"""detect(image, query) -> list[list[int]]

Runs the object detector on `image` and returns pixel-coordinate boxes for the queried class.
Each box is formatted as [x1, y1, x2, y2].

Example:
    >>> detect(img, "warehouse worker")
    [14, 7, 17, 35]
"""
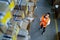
[39, 13, 50, 35]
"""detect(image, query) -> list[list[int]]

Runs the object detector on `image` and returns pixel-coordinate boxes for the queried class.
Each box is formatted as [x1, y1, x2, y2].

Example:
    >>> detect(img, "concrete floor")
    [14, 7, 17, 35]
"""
[29, 0, 57, 40]
[57, 19, 60, 32]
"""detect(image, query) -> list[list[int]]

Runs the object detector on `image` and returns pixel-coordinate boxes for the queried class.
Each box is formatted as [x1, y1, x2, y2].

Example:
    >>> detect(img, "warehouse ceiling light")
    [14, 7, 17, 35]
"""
[55, 5, 59, 8]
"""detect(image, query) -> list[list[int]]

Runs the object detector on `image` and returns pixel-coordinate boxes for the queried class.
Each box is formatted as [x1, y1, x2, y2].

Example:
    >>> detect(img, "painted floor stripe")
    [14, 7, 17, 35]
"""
[55, 19, 59, 40]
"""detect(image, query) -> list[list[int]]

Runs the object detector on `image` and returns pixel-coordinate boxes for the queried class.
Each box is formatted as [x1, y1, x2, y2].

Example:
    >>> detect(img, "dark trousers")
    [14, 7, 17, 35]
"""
[40, 24, 46, 34]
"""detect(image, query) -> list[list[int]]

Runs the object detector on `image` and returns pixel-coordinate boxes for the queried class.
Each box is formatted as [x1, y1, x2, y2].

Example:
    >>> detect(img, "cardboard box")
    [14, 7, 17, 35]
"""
[0, 29, 3, 34]
[12, 10, 23, 16]
[27, 22, 30, 31]
[12, 10, 17, 15]
[5, 25, 19, 35]
[12, 10, 25, 20]
[20, 0, 28, 11]
[21, 6, 26, 11]
[28, 12, 34, 17]
[28, 6, 34, 15]
[9, 18, 16, 26]
[14, 5, 26, 11]
[31, 0, 37, 3]
[5, 24, 14, 35]
[14, 26, 20, 35]
[20, 20, 29, 30]
[0, 25, 7, 33]
[28, 2, 34, 12]
[18, 29, 28, 37]
[5, 29, 13, 35]
[5, 20, 19, 35]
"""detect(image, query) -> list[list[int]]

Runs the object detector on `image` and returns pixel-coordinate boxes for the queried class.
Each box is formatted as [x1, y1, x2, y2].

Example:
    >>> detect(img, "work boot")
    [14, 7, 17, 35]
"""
[41, 32, 44, 35]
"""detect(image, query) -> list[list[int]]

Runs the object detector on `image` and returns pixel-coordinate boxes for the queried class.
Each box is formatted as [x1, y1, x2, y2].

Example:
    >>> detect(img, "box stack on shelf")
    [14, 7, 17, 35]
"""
[0, 0, 37, 40]
[0, 0, 17, 26]
[31, 0, 37, 6]
[12, 0, 37, 36]
[20, 20, 29, 30]
[12, 10, 25, 21]
[0, 0, 14, 35]
[0, 25, 7, 34]
[0, 0, 19, 40]
[18, 1, 37, 40]
[3, 18, 20, 40]
[28, 2, 34, 16]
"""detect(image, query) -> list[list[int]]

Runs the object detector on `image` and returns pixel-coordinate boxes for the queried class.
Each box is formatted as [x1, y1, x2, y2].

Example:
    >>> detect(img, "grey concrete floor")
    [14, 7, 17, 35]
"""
[57, 19, 60, 32]
[29, 0, 57, 40]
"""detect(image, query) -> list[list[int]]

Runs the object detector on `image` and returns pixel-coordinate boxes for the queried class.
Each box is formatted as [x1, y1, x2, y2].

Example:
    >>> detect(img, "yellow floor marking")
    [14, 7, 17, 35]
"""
[55, 19, 59, 40]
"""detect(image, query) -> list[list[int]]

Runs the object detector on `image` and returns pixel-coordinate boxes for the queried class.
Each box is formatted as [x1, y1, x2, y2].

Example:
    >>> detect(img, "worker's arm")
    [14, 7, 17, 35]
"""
[47, 19, 51, 25]
[40, 16, 44, 21]
[40, 17, 42, 21]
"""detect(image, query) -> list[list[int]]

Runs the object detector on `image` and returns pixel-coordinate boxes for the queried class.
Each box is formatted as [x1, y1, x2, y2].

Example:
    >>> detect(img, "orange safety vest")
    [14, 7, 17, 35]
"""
[40, 15, 49, 27]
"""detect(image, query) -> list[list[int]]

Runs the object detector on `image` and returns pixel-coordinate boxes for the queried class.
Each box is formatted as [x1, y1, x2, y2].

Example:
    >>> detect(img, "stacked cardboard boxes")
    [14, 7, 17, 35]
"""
[0, 25, 7, 34]
[5, 18, 16, 35]
[5, 18, 20, 36]
[28, 0, 37, 6]
[20, 19, 29, 30]
[31, 0, 37, 3]
[12, 10, 25, 20]
[28, 2, 34, 14]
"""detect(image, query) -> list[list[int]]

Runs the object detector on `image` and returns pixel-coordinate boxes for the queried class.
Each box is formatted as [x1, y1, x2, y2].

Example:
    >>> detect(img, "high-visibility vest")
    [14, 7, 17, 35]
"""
[40, 15, 50, 27]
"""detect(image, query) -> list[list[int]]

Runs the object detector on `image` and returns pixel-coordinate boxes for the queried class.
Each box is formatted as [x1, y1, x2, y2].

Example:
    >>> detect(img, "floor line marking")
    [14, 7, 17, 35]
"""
[55, 19, 59, 40]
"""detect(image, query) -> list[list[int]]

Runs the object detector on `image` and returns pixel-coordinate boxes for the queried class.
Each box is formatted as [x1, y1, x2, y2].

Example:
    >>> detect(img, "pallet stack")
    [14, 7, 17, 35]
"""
[12, 0, 38, 32]
[0, 0, 38, 40]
